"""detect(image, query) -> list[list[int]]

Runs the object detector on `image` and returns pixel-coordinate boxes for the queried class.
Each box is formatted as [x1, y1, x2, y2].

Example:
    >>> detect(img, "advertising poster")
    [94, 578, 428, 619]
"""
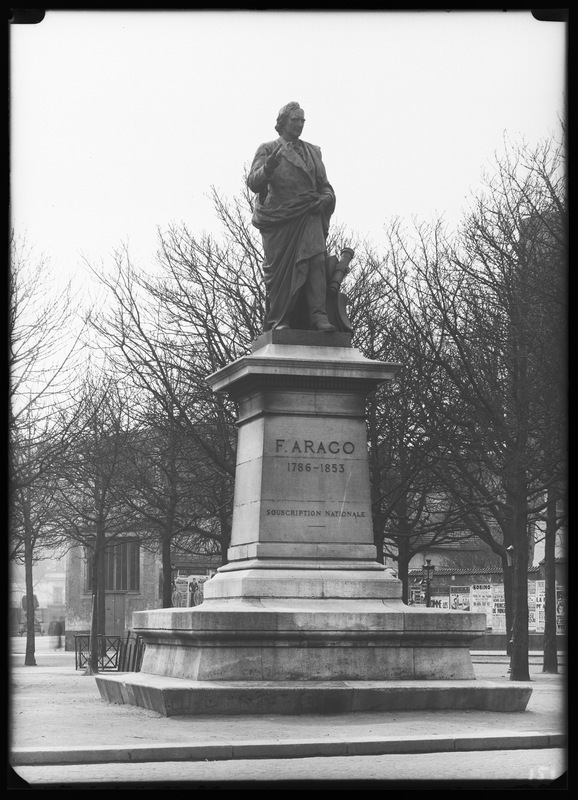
[449, 586, 471, 611]
[535, 580, 545, 633]
[430, 595, 450, 609]
[471, 583, 492, 627]
[171, 576, 190, 608]
[409, 584, 423, 605]
[556, 586, 566, 635]
[490, 583, 506, 631]
[528, 580, 537, 631]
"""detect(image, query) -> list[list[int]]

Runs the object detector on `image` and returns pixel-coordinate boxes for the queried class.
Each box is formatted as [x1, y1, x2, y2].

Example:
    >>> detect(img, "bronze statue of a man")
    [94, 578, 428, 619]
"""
[248, 102, 336, 332]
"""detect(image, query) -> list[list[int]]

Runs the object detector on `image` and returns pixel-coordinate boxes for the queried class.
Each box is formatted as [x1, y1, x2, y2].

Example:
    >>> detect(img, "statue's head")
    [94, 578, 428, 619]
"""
[275, 102, 303, 135]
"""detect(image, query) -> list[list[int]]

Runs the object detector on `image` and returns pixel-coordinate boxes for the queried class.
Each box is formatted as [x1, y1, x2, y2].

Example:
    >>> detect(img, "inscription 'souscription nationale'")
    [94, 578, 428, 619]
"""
[275, 439, 356, 455]
[266, 509, 366, 518]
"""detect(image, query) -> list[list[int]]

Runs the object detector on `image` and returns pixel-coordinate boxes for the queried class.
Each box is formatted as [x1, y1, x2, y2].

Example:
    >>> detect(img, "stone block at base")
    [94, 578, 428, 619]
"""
[95, 673, 532, 717]
[130, 598, 488, 682]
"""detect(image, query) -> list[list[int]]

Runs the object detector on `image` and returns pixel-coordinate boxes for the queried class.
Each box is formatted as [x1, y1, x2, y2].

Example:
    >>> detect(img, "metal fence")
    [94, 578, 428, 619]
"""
[118, 631, 145, 672]
[74, 632, 145, 672]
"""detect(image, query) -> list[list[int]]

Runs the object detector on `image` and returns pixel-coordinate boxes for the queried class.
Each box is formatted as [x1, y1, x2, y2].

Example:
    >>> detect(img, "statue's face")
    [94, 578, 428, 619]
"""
[282, 108, 305, 141]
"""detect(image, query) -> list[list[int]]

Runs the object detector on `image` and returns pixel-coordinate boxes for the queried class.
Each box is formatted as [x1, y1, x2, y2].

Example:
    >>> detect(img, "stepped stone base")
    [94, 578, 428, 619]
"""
[94, 589, 532, 716]
[95, 673, 533, 716]
[96, 336, 532, 717]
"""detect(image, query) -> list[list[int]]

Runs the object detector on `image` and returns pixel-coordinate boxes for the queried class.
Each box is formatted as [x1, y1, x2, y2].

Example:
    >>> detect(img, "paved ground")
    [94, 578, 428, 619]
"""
[8, 643, 567, 788]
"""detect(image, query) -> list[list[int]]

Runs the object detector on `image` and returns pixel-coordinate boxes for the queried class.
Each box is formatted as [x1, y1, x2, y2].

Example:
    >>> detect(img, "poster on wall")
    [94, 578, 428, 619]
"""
[535, 580, 545, 633]
[490, 583, 506, 631]
[556, 586, 566, 634]
[528, 580, 537, 631]
[409, 583, 423, 605]
[449, 587, 471, 612]
[171, 576, 190, 608]
[470, 583, 492, 628]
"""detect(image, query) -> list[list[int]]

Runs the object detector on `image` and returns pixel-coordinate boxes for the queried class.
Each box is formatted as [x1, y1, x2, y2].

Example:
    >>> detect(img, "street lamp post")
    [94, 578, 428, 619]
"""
[422, 558, 435, 608]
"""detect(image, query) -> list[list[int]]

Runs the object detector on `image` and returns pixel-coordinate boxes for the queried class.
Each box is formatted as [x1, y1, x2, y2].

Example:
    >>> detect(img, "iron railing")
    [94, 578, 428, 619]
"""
[74, 632, 145, 672]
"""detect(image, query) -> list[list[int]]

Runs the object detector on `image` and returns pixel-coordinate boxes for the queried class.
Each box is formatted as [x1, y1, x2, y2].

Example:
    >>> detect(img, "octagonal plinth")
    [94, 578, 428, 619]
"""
[129, 596, 486, 682]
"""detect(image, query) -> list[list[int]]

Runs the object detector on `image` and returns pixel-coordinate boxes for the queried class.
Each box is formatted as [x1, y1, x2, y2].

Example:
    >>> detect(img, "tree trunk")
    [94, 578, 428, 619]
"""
[219, 529, 229, 566]
[367, 407, 385, 568]
[373, 527, 385, 566]
[394, 492, 412, 604]
[397, 536, 411, 605]
[542, 490, 558, 673]
[96, 545, 107, 668]
[23, 522, 37, 667]
[97, 547, 106, 636]
[501, 549, 514, 658]
[509, 477, 531, 681]
[162, 533, 173, 608]
[86, 549, 99, 674]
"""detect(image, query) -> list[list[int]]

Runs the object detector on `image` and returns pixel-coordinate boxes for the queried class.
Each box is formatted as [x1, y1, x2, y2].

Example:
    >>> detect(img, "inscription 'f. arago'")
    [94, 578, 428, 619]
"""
[275, 439, 355, 455]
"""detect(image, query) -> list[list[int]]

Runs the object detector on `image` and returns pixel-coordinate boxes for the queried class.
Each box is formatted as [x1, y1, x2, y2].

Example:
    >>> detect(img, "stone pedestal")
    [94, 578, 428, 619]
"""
[96, 332, 531, 714]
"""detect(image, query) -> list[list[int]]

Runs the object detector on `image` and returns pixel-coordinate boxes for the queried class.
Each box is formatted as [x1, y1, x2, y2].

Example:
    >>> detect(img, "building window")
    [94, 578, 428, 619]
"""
[84, 540, 140, 592]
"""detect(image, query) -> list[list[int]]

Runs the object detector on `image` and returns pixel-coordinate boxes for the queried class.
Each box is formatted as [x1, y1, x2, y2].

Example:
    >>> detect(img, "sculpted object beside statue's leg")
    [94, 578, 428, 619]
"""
[305, 253, 335, 332]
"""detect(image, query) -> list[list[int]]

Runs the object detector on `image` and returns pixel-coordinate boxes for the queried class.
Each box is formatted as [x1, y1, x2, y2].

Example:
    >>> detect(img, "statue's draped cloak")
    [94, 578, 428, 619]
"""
[248, 137, 335, 329]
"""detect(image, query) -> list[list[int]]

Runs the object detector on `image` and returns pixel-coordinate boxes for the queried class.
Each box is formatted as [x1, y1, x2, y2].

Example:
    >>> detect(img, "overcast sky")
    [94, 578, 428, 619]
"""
[10, 9, 566, 291]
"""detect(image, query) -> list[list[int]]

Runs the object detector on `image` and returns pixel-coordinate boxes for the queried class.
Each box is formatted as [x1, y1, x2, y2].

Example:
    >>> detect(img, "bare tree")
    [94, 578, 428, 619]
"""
[119, 396, 228, 607]
[53, 370, 139, 673]
[344, 240, 483, 600]
[10, 415, 68, 663]
[9, 234, 84, 665]
[85, 188, 273, 569]
[87, 246, 237, 568]
[373, 135, 566, 680]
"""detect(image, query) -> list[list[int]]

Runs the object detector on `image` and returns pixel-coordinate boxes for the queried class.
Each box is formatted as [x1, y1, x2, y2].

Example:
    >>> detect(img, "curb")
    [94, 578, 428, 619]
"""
[11, 732, 566, 767]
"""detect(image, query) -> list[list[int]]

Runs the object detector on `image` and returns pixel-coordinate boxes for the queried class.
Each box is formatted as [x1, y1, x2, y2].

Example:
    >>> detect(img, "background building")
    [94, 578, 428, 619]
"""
[64, 539, 162, 649]
[10, 551, 66, 637]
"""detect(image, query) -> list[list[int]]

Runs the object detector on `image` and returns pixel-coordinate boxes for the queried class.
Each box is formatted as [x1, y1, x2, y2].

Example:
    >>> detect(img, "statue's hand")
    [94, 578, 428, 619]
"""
[264, 144, 283, 174]
[310, 194, 332, 214]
